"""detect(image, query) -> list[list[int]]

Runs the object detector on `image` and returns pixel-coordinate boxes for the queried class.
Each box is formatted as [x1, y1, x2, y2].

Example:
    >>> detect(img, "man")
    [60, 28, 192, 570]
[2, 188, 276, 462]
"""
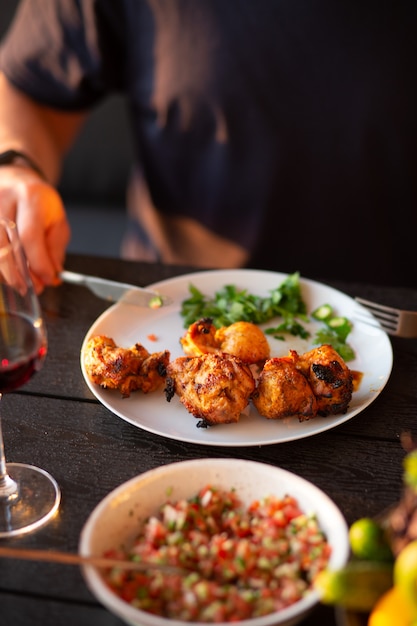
[1, 0, 417, 292]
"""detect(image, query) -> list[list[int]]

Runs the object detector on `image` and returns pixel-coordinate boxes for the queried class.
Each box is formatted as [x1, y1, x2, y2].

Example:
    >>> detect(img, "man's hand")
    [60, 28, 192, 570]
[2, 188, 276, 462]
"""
[0, 166, 71, 292]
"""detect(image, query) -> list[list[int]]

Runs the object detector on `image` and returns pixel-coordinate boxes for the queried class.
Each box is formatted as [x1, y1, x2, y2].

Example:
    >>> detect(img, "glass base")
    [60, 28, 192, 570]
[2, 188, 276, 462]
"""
[0, 462, 61, 538]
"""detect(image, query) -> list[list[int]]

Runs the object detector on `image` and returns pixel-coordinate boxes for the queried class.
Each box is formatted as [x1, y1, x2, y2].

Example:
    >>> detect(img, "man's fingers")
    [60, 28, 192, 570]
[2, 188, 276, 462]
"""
[46, 217, 71, 274]
[0, 170, 70, 292]
[15, 179, 70, 287]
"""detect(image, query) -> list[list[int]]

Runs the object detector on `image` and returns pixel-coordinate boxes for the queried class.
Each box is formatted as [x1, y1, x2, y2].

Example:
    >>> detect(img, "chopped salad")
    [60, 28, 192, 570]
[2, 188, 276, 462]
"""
[103, 485, 331, 622]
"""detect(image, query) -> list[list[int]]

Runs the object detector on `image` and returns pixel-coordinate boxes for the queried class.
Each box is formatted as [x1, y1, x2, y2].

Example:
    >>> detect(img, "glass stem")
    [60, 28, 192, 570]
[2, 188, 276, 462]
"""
[0, 393, 19, 500]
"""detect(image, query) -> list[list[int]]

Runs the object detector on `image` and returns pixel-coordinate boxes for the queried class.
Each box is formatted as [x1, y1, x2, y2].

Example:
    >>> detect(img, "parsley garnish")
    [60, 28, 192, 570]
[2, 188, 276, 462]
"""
[311, 305, 355, 361]
[180, 272, 355, 360]
[181, 272, 308, 329]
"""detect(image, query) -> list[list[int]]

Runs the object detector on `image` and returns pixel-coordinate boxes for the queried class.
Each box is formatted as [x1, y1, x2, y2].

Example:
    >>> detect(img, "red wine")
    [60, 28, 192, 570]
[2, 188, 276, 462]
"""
[0, 312, 47, 393]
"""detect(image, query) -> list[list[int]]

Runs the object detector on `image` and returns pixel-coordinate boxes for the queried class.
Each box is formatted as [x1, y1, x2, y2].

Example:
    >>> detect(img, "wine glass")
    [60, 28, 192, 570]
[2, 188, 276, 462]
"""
[0, 218, 60, 537]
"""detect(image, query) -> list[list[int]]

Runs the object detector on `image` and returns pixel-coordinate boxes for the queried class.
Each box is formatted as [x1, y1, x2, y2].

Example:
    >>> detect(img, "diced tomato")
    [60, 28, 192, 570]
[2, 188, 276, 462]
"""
[103, 487, 331, 622]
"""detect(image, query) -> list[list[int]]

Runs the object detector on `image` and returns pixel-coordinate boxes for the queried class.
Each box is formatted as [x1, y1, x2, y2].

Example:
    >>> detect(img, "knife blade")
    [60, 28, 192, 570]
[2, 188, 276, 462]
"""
[60, 270, 171, 308]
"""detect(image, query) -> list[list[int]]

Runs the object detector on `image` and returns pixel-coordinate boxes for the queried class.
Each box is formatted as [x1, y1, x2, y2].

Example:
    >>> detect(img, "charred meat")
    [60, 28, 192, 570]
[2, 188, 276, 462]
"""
[165, 353, 256, 426]
[84, 335, 170, 397]
[180, 318, 270, 365]
[291, 344, 353, 416]
[252, 344, 353, 421]
[252, 357, 317, 421]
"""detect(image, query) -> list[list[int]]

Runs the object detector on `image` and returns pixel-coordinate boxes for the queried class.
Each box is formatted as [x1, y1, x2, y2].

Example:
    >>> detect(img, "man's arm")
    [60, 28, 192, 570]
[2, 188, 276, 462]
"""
[0, 72, 88, 291]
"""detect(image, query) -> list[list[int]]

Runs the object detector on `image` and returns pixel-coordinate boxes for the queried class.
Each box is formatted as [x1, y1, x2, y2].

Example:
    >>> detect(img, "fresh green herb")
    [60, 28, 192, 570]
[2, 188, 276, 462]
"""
[311, 304, 355, 361]
[180, 273, 355, 360]
[313, 328, 355, 361]
[180, 272, 308, 334]
[265, 320, 310, 341]
[180, 283, 267, 327]
[327, 316, 352, 342]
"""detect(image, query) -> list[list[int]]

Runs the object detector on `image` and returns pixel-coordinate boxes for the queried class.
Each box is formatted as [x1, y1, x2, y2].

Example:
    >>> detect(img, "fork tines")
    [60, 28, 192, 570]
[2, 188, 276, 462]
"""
[354, 297, 399, 333]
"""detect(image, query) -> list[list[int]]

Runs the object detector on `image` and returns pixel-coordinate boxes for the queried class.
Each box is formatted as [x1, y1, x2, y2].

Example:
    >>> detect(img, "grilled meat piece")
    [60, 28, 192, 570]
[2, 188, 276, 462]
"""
[165, 353, 256, 426]
[291, 344, 353, 416]
[252, 357, 318, 421]
[180, 318, 270, 364]
[215, 321, 270, 364]
[180, 318, 218, 356]
[84, 335, 169, 397]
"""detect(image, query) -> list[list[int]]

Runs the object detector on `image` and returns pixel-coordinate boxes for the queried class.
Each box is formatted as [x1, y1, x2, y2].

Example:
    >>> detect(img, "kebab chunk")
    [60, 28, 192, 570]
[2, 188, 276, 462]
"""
[291, 344, 353, 416]
[215, 321, 270, 364]
[180, 318, 270, 365]
[84, 335, 170, 397]
[252, 344, 353, 421]
[252, 357, 318, 421]
[165, 353, 256, 426]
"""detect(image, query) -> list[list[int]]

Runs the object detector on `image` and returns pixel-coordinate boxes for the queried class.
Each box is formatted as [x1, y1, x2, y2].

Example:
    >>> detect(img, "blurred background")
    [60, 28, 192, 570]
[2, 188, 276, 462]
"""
[0, 0, 133, 258]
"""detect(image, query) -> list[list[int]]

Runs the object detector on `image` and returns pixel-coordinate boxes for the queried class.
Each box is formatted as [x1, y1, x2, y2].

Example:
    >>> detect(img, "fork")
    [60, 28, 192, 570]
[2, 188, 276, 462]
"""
[355, 297, 417, 338]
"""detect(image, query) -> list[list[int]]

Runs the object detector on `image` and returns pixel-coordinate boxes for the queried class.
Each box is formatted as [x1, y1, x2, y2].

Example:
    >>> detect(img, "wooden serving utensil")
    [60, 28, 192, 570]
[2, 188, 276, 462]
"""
[0, 545, 183, 573]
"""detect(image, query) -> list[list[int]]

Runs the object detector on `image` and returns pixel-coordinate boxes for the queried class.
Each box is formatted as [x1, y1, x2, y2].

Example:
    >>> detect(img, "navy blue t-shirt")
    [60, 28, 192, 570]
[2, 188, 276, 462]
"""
[2, 0, 417, 286]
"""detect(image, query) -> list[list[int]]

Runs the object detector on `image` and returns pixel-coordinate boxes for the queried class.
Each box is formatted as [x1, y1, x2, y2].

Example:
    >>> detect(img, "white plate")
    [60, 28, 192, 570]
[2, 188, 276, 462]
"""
[81, 269, 393, 447]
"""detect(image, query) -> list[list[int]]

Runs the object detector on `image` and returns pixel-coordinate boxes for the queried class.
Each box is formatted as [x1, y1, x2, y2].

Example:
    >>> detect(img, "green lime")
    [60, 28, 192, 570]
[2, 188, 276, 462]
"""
[315, 561, 393, 611]
[349, 518, 393, 562]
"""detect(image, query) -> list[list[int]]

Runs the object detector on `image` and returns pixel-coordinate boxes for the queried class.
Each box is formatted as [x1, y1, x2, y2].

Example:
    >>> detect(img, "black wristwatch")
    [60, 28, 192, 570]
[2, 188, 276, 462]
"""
[0, 149, 45, 179]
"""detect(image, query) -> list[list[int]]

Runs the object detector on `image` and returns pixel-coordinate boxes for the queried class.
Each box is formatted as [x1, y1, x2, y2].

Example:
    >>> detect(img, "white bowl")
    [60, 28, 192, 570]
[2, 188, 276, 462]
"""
[80, 459, 349, 626]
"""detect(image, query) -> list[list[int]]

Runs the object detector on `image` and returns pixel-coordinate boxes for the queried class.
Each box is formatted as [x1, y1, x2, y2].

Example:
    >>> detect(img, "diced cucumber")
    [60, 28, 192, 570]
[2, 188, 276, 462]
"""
[312, 304, 333, 321]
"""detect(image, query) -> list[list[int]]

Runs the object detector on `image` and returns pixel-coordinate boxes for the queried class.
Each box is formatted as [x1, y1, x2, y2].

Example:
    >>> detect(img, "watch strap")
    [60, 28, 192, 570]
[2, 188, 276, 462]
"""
[0, 149, 45, 180]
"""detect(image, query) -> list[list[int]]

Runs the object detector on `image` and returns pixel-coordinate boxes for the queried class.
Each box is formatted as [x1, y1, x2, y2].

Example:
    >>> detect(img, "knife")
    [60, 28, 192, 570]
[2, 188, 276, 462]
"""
[0, 545, 185, 574]
[60, 270, 171, 308]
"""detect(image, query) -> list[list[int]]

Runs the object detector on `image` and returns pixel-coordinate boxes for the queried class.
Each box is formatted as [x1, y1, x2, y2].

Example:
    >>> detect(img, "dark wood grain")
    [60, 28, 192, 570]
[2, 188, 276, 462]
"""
[2, 253, 417, 626]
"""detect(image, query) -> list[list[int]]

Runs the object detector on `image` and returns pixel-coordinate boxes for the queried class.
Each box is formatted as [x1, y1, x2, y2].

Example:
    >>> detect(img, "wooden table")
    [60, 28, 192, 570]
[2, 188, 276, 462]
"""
[1, 253, 416, 626]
